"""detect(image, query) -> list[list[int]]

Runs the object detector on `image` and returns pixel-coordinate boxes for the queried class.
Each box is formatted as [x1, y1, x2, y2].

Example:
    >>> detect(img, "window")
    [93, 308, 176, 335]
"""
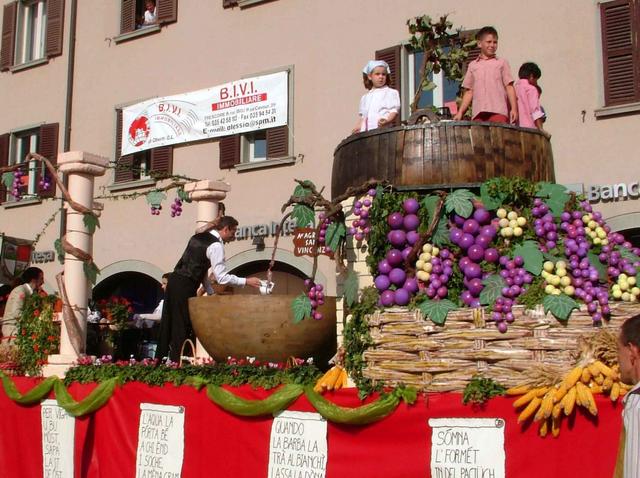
[0, 0, 64, 71]
[600, 0, 640, 107]
[0, 123, 58, 204]
[219, 66, 294, 170]
[114, 109, 172, 186]
[119, 0, 177, 36]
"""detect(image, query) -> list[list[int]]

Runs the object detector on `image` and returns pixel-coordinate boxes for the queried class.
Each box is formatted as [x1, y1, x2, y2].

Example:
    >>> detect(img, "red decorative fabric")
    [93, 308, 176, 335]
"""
[0, 379, 622, 477]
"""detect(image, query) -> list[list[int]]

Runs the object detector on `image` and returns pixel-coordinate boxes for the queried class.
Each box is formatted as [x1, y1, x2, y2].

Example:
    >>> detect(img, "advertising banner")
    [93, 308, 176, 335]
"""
[122, 71, 288, 155]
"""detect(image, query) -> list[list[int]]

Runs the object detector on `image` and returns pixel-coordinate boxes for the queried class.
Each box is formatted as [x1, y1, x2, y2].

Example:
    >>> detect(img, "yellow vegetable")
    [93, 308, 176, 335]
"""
[563, 386, 577, 416]
[518, 397, 542, 423]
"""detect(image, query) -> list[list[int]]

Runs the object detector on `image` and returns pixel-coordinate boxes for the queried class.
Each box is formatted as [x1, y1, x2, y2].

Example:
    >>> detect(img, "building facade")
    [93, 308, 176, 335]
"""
[0, 0, 639, 311]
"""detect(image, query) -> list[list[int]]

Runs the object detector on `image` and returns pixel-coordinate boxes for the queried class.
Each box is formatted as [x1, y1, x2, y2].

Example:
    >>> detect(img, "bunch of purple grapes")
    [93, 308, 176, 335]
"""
[304, 279, 325, 320]
[150, 204, 162, 216]
[532, 198, 558, 251]
[317, 213, 333, 252]
[11, 168, 25, 201]
[38, 174, 51, 192]
[349, 189, 377, 242]
[449, 206, 499, 307]
[423, 248, 454, 300]
[170, 197, 183, 217]
[490, 255, 533, 332]
[373, 198, 422, 307]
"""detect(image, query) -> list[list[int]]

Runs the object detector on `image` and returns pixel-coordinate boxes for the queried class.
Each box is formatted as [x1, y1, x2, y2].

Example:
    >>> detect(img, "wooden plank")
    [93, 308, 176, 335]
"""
[401, 128, 424, 185]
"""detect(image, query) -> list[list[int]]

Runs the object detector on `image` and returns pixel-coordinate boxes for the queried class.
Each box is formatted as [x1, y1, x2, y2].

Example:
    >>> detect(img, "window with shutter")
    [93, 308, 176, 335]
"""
[0, 2, 17, 71]
[37, 123, 59, 198]
[0, 133, 9, 203]
[115, 109, 134, 183]
[121, 0, 178, 35]
[600, 0, 640, 106]
[222, 0, 238, 8]
[219, 135, 241, 169]
[45, 0, 65, 58]
[150, 146, 173, 178]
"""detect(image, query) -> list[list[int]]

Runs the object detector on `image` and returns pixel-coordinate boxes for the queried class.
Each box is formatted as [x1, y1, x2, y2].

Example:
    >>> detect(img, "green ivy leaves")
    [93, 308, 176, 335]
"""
[83, 213, 100, 234]
[418, 299, 457, 325]
[543, 294, 579, 321]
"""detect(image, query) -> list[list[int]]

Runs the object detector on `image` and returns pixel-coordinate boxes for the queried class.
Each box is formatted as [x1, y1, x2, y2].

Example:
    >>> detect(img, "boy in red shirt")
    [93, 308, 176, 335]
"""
[453, 26, 518, 124]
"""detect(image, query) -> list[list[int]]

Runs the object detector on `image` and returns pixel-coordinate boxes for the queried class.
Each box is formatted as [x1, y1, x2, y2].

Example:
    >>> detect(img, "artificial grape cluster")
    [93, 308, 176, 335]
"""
[38, 175, 51, 192]
[304, 279, 325, 320]
[317, 213, 332, 251]
[150, 204, 162, 216]
[611, 274, 639, 302]
[449, 206, 499, 307]
[532, 198, 558, 251]
[491, 255, 533, 332]
[349, 189, 377, 242]
[170, 197, 183, 217]
[582, 212, 609, 247]
[11, 168, 25, 201]
[415, 244, 454, 300]
[496, 208, 527, 238]
[541, 260, 574, 296]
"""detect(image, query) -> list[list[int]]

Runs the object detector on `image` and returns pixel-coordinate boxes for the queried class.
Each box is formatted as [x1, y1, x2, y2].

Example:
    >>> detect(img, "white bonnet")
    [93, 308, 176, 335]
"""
[362, 60, 391, 75]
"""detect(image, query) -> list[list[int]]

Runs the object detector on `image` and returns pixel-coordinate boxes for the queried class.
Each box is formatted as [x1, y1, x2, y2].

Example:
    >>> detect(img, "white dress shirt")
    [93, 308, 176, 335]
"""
[623, 381, 640, 477]
[358, 86, 400, 132]
[205, 230, 246, 294]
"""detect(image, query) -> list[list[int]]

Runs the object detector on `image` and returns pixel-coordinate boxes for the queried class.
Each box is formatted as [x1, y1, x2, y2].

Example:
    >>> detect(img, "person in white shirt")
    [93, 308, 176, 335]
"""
[615, 313, 640, 477]
[142, 0, 157, 26]
[133, 272, 170, 328]
[1, 267, 44, 342]
[352, 60, 401, 134]
[156, 216, 261, 361]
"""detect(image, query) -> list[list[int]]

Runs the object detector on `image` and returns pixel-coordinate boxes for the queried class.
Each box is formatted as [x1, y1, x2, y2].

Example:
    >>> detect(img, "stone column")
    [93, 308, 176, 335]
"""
[43, 152, 108, 377]
[183, 180, 231, 360]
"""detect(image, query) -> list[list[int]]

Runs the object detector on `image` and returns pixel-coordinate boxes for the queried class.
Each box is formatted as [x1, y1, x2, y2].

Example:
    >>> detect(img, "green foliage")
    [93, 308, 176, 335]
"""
[1, 172, 13, 189]
[418, 298, 457, 325]
[481, 177, 538, 210]
[343, 287, 381, 398]
[462, 376, 506, 405]
[479, 182, 505, 210]
[432, 219, 450, 248]
[543, 294, 580, 321]
[145, 190, 166, 207]
[291, 204, 315, 228]
[587, 251, 607, 282]
[512, 240, 544, 276]
[291, 293, 312, 323]
[53, 238, 65, 264]
[517, 276, 546, 311]
[293, 181, 316, 198]
[15, 294, 60, 376]
[444, 189, 475, 218]
[83, 213, 100, 234]
[325, 222, 346, 252]
[83, 261, 100, 285]
[619, 247, 640, 264]
[177, 187, 191, 203]
[479, 275, 507, 307]
[343, 270, 359, 308]
[536, 182, 570, 217]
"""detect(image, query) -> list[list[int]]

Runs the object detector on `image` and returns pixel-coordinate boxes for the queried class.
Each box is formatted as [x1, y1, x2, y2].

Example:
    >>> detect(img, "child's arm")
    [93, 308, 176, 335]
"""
[506, 83, 518, 124]
[352, 116, 364, 134]
[453, 89, 473, 120]
[378, 111, 397, 127]
[526, 87, 545, 131]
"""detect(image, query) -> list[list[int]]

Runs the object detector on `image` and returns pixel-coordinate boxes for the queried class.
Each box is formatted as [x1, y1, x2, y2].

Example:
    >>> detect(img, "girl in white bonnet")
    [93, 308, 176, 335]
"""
[352, 60, 401, 134]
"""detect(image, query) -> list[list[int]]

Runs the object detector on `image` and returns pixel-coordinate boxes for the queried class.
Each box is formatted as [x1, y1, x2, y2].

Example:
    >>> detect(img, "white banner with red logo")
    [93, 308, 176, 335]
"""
[121, 71, 288, 155]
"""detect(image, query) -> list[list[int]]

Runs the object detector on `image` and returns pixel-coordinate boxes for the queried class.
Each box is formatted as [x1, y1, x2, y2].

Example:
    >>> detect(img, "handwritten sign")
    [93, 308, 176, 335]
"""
[135, 403, 185, 478]
[41, 399, 75, 478]
[292, 228, 334, 258]
[428, 418, 505, 478]
[268, 411, 327, 478]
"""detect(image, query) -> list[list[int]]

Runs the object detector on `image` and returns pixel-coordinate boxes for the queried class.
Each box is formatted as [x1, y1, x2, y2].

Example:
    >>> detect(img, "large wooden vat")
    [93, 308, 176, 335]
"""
[332, 121, 554, 199]
[189, 295, 337, 367]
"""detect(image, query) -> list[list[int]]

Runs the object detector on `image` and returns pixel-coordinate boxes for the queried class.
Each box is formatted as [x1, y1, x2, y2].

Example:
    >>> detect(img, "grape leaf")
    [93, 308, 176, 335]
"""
[177, 188, 190, 202]
[535, 182, 569, 199]
[479, 182, 505, 210]
[146, 190, 166, 207]
[1, 172, 13, 189]
[431, 219, 450, 247]
[512, 240, 544, 276]
[291, 204, 315, 228]
[543, 294, 579, 321]
[418, 298, 457, 325]
[83, 213, 100, 234]
[542, 252, 563, 264]
[545, 197, 568, 218]
[422, 195, 441, 220]
[444, 189, 475, 218]
[619, 247, 640, 264]
[325, 222, 346, 252]
[343, 270, 359, 308]
[587, 251, 607, 282]
[54, 238, 65, 264]
[293, 181, 315, 198]
[636, 271, 640, 288]
[479, 274, 507, 306]
[291, 293, 312, 323]
[83, 261, 100, 285]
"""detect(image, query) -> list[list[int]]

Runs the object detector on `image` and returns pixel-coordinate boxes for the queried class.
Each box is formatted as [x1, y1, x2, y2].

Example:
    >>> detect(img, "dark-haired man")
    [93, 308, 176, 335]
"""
[156, 216, 261, 361]
[1, 267, 44, 341]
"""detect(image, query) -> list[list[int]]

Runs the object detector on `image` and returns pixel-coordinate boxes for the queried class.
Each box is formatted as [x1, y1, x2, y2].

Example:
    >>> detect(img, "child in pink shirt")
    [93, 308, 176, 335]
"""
[453, 26, 518, 124]
[515, 62, 545, 130]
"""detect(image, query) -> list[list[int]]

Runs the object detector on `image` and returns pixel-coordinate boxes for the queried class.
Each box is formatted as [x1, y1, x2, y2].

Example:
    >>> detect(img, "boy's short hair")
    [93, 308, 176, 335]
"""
[21, 267, 43, 284]
[621, 314, 640, 348]
[215, 216, 239, 230]
[519, 62, 542, 79]
[476, 26, 498, 40]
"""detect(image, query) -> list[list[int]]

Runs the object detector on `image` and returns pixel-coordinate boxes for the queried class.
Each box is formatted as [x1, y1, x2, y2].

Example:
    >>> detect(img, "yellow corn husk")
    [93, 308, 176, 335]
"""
[535, 391, 555, 421]
[593, 360, 616, 379]
[518, 397, 542, 423]
[577, 382, 598, 416]
[563, 386, 577, 416]
[553, 385, 568, 403]
[581, 368, 592, 384]
[602, 376, 614, 392]
[506, 384, 531, 396]
[513, 387, 548, 408]
[611, 382, 621, 401]
[314, 366, 341, 392]
[587, 362, 601, 378]
[325, 366, 343, 391]
[620, 388, 628, 398]
[594, 374, 605, 385]
[551, 416, 561, 438]
[539, 419, 549, 437]
[552, 403, 563, 419]
[575, 382, 587, 407]
[590, 383, 603, 394]
[563, 366, 583, 389]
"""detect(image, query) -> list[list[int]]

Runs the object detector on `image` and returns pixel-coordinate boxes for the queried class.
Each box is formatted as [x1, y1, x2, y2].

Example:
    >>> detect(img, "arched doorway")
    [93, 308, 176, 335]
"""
[92, 271, 163, 313]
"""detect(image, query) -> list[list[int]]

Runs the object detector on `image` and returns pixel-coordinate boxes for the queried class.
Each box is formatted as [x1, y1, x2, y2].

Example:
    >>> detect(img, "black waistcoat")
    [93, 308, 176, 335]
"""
[173, 232, 219, 283]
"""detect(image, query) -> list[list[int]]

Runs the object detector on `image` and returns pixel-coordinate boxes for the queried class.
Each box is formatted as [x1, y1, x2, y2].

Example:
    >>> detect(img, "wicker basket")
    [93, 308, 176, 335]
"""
[363, 302, 640, 392]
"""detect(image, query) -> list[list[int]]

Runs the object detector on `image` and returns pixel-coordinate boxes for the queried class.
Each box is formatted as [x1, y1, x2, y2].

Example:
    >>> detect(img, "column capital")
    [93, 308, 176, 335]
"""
[57, 151, 109, 176]
[184, 180, 231, 201]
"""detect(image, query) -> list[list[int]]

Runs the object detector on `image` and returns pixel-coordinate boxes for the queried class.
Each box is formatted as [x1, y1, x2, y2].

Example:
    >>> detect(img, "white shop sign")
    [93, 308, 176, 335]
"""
[135, 403, 185, 478]
[122, 71, 288, 155]
[428, 417, 505, 478]
[587, 182, 640, 203]
[41, 399, 75, 478]
[268, 410, 327, 478]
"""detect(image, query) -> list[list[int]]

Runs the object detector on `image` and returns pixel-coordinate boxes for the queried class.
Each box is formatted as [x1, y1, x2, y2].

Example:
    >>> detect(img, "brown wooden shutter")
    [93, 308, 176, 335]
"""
[115, 110, 134, 183]
[223, 0, 238, 8]
[600, 0, 639, 106]
[266, 126, 288, 159]
[375, 45, 402, 125]
[121, 0, 136, 34]
[150, 146, 173, 177]
[219, 135, 240, 169]
[37, 123, 59, 198]
[0, 133, 9, 203]
[45, 0, 64, 58]
[1, 2, 17, 71]
[157, 0, 178, 24]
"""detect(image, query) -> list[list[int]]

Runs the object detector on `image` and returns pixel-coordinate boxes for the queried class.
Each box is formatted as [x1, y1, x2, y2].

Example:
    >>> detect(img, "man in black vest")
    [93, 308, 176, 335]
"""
[156, 216, 261, 361]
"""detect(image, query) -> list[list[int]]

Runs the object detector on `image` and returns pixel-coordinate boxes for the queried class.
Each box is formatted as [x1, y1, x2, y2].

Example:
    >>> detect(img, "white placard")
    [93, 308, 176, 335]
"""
[135, 403, 185, 478]
[428, 418, 505, 478]
[122, 71, 288, 155]
[41, 399, 75, 478]
[268, 410, 327, 478]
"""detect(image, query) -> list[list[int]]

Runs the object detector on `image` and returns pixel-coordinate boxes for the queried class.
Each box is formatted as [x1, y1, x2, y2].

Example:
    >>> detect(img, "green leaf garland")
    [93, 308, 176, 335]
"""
[83, 261, 100, 285]
[543, 294, 580, 321]
[206, 383, 303, 417]
[83, 213, 100, 234]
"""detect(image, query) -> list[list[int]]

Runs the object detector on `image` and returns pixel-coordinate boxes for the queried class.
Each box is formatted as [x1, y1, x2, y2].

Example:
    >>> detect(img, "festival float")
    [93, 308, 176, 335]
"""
[1, 15, 640, 478]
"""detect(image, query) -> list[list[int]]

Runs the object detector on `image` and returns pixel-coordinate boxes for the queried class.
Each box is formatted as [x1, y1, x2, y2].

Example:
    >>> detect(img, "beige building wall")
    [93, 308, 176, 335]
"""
[1, 0, 639, 296]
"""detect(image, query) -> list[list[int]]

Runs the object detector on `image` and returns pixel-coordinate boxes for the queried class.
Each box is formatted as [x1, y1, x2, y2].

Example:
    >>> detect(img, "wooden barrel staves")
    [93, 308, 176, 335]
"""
[331, 121, 555, 199]
[189, 295, 337, 367]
